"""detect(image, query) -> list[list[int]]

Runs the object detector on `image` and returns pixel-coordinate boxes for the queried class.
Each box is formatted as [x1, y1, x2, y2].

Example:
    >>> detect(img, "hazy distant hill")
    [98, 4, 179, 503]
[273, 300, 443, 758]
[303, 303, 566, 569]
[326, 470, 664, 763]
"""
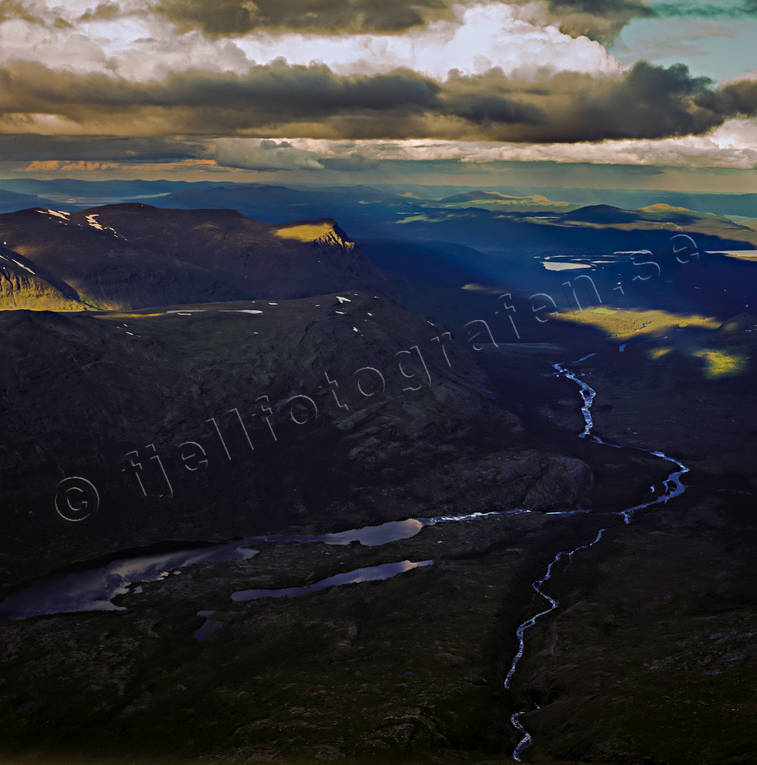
[0, 189, 58, 214]
[2, 178, 756, 219]
[553, 203, 757, 241]
[437, 190, 572, 212]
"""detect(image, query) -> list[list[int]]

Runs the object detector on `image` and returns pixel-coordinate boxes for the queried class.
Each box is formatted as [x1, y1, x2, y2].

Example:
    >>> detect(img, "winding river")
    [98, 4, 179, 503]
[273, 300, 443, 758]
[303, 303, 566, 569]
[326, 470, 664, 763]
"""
[503, 358, 689, 762]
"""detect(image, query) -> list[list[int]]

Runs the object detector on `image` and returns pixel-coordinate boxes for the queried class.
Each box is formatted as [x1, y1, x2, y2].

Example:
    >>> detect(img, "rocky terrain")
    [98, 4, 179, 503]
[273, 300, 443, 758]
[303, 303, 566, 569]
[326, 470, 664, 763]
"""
[0, 291, 597, 593]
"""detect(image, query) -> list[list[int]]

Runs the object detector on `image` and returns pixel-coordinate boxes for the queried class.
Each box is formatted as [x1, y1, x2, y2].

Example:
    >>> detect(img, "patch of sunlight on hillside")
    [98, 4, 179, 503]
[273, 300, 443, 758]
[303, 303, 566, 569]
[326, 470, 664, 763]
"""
[649, 346, 672, 360]
[692, 349, 747, 378]
[460, 283, 502, 294]
[274, 223, 338, 242]
[97, 312, 165, 319]
[395, 214, 433, 224]
[554, 307, 721, 340]
[445, 195, 570, 211]
[639, 204, 696, 214]
[718, 250, 757, 261]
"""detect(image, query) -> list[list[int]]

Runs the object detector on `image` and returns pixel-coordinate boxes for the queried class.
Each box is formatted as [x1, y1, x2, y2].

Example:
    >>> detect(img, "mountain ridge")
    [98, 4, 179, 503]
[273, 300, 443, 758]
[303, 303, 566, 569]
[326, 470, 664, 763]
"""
[0, 204, 384, 311]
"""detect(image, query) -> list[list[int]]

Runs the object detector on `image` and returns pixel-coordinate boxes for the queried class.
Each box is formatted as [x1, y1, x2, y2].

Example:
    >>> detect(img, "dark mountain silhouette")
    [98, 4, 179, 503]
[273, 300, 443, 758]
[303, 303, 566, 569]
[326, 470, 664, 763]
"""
[0, 204, 385, 310]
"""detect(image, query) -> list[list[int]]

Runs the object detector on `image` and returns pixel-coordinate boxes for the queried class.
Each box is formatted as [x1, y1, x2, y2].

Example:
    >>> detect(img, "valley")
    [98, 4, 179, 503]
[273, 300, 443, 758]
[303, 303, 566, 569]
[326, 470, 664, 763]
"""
[0, 187, 755, 764]
[2, 0, 757, 758]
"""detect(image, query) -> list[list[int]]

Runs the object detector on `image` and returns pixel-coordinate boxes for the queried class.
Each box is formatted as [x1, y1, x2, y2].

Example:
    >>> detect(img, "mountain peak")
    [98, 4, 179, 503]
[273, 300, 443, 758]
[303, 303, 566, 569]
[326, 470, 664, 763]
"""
[273, 219, 355, 249]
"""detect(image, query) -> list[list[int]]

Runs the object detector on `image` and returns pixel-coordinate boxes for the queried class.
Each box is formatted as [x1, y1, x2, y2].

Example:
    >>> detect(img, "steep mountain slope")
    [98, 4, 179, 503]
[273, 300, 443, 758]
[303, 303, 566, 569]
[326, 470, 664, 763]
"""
[0, 245, 82, 310]
[0, 205, 384, 311]
[0, 294, 594, 591]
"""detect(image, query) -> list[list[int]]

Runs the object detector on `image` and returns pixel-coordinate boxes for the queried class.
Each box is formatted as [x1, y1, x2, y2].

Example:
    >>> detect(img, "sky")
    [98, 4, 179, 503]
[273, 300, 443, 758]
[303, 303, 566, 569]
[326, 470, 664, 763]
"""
[0, 0, 755, 191]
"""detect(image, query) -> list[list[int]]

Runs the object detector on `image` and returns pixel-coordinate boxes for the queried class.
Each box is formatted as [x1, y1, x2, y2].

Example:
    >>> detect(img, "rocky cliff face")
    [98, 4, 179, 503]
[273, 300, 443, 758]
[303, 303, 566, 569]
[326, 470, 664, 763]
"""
[0, 245, 83, 310]
[0, 263, 77, 310]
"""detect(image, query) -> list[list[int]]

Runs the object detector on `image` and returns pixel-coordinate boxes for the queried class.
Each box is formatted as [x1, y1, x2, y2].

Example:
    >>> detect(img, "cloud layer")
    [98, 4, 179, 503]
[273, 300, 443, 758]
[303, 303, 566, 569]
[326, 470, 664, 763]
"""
[0, 0, 754, 177]
[0, 2, 620, 81]
[214, 119, 757, 170]
[0, 59, 754, 145]
[153, 0, 653, 42]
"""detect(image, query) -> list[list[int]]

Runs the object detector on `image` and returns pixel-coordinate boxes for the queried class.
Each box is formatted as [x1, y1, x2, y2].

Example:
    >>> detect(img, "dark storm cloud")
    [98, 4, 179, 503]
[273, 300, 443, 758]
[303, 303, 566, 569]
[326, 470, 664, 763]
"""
[78, 2, 124, 22]
[437, 62, 745, 141]
[153, 0, 653, 41]
[0, 0, 657, 43]
[545, 61, 717, 141]
[1, 59, 755, 144]
[22, 61, 438, 120]
[694, 77, 757, 114]
[545, 0, 654, 41]
[153, 0, 454, 36]
[0, 60, 441, 133]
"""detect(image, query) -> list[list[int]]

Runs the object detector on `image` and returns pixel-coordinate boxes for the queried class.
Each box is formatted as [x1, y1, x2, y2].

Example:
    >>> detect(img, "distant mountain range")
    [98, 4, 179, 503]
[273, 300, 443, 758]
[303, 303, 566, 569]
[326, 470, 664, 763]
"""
[2, 178, 757, 222]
